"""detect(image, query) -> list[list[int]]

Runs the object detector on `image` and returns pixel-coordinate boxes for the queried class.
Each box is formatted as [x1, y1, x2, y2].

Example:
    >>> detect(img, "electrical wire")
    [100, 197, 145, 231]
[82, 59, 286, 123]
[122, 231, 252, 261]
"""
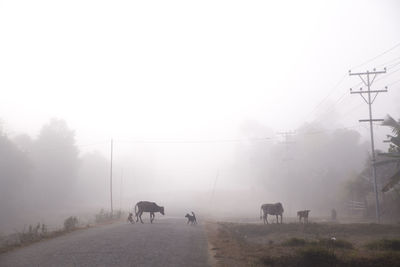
[350, 41, 400, 70]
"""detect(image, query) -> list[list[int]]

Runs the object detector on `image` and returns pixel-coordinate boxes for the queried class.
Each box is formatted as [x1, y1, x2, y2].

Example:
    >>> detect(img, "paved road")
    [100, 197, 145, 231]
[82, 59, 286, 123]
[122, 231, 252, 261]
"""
[0, 218, 211, 267]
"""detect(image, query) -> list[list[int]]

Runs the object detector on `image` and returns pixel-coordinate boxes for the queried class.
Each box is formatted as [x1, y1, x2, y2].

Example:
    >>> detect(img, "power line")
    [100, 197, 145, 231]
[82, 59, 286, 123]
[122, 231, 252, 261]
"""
[340, 102, 365, 120]
[115, 126, 364, 145]
[302, 73, 347, 120]
[296, 125, 360, 136]
[116, 137, 274, 144]
[387, 78, 400, 86]
[386, 60, 400, 70]
[309, 92, 350, 125]
[375, 65, 400, 83]
[350, 41, 400, 70]
[376, 56, 400, 68]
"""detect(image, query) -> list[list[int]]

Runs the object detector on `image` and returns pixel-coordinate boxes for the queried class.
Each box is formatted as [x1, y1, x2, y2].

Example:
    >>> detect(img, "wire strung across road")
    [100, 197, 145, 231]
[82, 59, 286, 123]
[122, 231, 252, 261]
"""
[105, 126, 363, 146]
[350, 41, 400, 71]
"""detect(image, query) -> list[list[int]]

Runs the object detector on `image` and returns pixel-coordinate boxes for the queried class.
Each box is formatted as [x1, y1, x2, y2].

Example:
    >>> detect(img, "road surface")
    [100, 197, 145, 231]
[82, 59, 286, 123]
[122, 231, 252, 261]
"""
[0, 218, 211, 267]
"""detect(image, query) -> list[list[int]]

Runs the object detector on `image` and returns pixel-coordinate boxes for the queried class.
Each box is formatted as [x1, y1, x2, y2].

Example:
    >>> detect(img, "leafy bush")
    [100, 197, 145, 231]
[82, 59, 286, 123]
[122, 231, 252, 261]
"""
[64, 216, 78, 231]
[15, 223, 48, 245]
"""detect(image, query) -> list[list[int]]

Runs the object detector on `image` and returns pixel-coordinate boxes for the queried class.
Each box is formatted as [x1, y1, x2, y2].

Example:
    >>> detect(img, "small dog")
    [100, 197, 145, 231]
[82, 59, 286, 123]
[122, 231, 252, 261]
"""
[127, 212, 135, 224]
[185, 211, 197, 225]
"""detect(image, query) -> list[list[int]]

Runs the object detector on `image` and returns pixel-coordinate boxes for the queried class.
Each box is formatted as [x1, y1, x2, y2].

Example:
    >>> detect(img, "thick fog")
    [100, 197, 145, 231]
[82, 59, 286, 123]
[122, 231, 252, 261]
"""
[1, 0, 400, 233]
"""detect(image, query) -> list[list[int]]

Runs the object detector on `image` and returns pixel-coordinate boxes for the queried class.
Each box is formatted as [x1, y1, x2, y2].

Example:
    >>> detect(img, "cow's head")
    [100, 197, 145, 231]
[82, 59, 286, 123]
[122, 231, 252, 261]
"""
[160, 206, 165, 215]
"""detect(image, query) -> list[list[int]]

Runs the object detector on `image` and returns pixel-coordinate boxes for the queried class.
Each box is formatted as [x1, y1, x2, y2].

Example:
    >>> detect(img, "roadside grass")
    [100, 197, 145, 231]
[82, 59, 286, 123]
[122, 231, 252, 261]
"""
[0, 209, 126, 254]
[282, 237, 308, 246]
[0, 221, 81, 254]
[365, 239, 400, 251]
[282, 237, 353, 249]
[206, 222, 400, 267]
[318, 237, 353, 249]
[261, 248, 400, 267]
[226, 222, 400, 239]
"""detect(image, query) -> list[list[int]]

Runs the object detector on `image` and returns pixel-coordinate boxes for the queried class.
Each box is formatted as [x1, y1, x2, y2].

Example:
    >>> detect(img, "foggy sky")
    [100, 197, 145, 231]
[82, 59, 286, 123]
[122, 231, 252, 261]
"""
[0, 0, 399, 143]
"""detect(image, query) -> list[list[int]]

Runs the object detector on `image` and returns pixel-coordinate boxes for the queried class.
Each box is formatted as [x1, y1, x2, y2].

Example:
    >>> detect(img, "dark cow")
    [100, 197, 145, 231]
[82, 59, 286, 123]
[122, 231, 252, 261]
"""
[135, 201, 165, 223]
[297, 210, 310, 223]
[260, 203, 284, 224]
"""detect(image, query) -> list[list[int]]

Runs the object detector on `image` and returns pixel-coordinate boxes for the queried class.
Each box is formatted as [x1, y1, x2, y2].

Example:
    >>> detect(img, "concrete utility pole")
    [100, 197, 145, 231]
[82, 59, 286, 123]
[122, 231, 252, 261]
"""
[277, 131, 296, 217]
[349, 68, 388, 223]
[120, 168, 123, 211]
[110, 139, 114, 215]
[210, 170, 219, 204]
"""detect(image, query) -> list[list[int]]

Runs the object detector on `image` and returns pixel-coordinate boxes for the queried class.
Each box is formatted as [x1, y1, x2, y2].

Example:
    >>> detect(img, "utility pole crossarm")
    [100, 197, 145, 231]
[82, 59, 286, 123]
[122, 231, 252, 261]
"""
[359, 119, 384, 122]
[350, 89, 388, 94]
[349, 69, 387, 76]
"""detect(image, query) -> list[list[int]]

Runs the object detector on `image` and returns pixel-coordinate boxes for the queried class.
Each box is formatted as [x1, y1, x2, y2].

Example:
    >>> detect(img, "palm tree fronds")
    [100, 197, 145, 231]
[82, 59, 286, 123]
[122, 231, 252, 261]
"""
[390, 136, 400, 148]
[382, 115, 400, 136]
[382, 169, 400, 192]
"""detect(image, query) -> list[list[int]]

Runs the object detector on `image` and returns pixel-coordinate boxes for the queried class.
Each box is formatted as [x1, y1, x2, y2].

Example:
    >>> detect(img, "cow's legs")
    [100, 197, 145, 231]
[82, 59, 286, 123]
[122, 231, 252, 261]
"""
[150, 212, 154, 223]
[138, 211, 144, 223]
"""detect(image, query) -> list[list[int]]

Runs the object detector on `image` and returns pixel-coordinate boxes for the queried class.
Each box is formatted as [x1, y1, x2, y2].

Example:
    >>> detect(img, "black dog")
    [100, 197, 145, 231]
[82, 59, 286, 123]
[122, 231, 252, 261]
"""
[185, 211, 197, 225]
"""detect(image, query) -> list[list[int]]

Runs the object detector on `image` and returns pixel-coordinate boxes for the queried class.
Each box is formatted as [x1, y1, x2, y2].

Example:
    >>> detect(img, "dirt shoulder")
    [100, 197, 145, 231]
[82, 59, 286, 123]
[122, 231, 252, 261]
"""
[205, 221, 400, 267]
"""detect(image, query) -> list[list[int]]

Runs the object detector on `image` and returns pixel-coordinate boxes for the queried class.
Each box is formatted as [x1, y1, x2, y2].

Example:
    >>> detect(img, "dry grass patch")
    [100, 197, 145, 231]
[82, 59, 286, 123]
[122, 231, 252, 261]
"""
[206, 221, 400, 267]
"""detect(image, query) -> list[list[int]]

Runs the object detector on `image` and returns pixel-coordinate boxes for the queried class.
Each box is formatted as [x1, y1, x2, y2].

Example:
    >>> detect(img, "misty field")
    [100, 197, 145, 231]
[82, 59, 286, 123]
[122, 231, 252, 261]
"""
[206, 221, 400, 267]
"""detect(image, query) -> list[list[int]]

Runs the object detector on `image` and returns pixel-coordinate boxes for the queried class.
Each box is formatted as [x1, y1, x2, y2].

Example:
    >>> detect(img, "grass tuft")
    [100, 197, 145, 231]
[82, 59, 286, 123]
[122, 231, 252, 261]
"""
[297, 247, 337, 266]
[318, 238, 353, 249]
[282, 237, 307, 246]
[366, 239, 400, 251]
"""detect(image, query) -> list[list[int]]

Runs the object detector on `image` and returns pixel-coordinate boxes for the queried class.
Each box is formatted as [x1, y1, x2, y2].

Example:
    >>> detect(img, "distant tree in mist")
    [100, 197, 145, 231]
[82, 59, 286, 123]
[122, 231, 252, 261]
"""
[31, 119, 80, 207]
[236, 121, 368, 215]
[13, 133, 34, 153]
[0, 130, 31, 192]
[0, 118, 116, 233]
[0, 128, 32, 229]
